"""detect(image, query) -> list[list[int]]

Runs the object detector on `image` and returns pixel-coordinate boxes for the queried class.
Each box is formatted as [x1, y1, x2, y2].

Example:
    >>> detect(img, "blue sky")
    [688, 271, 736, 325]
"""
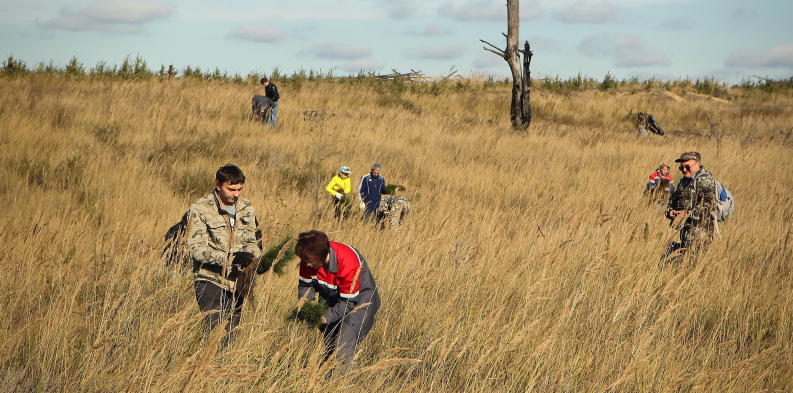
[1, 0, 791, 83]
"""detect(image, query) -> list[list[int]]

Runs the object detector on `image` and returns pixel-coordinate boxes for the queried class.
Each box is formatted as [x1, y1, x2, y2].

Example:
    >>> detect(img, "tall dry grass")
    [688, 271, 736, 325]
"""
[0, 74, 792, 392]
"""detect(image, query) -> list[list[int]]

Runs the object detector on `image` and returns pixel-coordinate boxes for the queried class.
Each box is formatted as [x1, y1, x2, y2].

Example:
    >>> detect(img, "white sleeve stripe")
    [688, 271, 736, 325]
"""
[299, 277, 312, 283]
[318, 280, 338, 289]
[340, 291, 359, 299]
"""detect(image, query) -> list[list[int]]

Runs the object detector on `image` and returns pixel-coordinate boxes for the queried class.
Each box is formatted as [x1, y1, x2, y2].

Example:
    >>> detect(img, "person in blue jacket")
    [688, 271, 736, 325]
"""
[358, 163, 387, 223]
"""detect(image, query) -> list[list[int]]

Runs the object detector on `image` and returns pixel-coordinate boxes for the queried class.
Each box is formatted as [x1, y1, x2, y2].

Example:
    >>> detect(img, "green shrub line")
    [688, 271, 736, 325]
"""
[3, 54, 792, 95]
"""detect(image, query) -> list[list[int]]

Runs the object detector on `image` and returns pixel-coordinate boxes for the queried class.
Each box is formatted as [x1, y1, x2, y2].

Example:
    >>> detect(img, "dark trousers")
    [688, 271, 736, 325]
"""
[362, 205, 381, 225]
[333, 198, 348, 220]
[194, 281, 244, 339]
[321, 311, 374, 371]
[662, 224, 713, 263]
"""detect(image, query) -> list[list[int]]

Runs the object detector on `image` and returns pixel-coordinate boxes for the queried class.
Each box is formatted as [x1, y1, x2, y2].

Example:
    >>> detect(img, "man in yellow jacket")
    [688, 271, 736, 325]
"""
[326, 166, 352, 219]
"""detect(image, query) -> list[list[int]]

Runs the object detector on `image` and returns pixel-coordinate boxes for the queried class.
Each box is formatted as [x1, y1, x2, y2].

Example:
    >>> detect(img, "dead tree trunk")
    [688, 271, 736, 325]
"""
[480, 0, 531, 130]
[521, 41, 533, 128]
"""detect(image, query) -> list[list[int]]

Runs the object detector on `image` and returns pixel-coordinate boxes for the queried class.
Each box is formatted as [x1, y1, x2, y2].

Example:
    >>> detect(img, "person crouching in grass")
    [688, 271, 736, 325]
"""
[295, 230, 380, 370]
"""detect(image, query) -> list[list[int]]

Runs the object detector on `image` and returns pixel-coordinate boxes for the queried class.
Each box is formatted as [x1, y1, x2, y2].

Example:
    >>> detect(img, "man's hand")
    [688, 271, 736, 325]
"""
[231, 251, 255, 267]
[668, 210, 684, 219]
[321, 316, 327, 324]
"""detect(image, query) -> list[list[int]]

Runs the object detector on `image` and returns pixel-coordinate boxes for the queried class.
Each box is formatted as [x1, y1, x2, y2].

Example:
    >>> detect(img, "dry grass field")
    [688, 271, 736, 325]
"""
[0, 73, 792, 392]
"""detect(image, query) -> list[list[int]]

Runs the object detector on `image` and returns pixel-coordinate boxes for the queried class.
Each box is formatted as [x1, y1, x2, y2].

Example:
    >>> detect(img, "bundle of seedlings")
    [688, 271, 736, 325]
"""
[285, 301, 328, 329]
[235, 235, 295, 299]
[383, 184, 407, 195]
[256, 235, 296, 275]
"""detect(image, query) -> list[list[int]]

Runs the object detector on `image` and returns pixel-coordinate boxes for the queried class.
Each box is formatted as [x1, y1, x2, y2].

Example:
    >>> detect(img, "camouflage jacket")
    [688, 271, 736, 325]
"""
[665, 166, 716, 228]
[187, 191, 262, 292]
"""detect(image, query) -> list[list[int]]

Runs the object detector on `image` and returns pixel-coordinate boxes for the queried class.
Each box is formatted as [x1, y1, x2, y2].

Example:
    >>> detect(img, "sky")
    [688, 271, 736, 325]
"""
[1, 0, 792, 84]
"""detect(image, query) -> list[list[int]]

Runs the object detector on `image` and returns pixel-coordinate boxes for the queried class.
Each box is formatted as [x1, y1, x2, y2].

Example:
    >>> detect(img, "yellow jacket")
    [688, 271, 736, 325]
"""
[326, 175, 351, 197]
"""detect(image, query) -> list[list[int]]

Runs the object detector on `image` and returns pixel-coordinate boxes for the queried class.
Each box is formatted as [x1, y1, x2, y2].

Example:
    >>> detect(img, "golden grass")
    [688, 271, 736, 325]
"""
[0, 74, 792, 392]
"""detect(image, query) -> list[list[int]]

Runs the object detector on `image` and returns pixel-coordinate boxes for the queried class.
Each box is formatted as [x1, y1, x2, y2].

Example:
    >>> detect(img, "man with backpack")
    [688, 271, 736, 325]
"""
[186, 165, 262, 340]
[663, 151, 718, 262]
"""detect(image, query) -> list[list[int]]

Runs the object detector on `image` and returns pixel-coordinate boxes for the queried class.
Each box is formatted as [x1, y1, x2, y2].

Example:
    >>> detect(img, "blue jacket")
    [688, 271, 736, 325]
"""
[358, 173, 386, 210]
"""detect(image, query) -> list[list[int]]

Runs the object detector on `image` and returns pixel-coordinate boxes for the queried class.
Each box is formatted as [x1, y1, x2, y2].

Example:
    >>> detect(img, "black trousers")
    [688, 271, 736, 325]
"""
[194, 281, 244, 338]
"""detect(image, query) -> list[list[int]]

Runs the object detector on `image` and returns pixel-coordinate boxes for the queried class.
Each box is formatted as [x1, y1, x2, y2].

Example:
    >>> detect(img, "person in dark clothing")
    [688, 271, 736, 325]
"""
[295, 230, 380, 370]
[251, 95, 275, 122]
[260, 77, 280, 128]
[357, 163, 387, 224]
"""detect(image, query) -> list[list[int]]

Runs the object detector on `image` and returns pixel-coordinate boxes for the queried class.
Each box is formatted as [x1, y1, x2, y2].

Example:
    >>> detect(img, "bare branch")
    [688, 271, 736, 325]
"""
[483, 48, 506, 57]
[480, 39, 505, 54]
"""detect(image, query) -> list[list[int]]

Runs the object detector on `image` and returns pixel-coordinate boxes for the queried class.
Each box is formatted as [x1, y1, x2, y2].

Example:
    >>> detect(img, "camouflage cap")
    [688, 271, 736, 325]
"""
[339, 166, 352, 174]
[674, 151, 701, 162]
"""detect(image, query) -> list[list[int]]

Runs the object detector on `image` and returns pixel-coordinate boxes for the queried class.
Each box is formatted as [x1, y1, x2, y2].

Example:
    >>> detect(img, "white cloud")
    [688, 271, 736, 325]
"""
[298, 41, 372, 60]
[658, 17, 695, 30]
[579, 32, 670, 67]
[406, 44, 466, 60]
[438, 1, 542, 22]
[553, 2, 620, 23]
[528, 36, 564, 52]
[339, 59, 383, 73]
[38, 0, 174, 34]
[724, 48, 755, 68]
[227, 25, 284, 43]
[387, 2, 420, 19]
[473, 53, 504, 68]
[725, 45, 793, 68]
[616, 50, 671, 67]
[405, 24, 453, 37]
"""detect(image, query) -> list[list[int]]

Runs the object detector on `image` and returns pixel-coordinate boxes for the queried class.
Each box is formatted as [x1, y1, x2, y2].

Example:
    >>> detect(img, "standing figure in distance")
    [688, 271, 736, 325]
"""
[358, 163, 386, 225]
[261, 77, 280, 128]
[326, 166, 353, 219]
[663, 152, 716, 262]
[186, 164, 262, 339]
[295, 230, 380, 370]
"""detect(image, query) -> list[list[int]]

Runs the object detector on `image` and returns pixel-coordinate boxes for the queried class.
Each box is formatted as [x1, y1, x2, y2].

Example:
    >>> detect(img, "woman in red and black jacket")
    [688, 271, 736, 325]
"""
[647, 163, 674, 193]
[295, 230, 380, 366]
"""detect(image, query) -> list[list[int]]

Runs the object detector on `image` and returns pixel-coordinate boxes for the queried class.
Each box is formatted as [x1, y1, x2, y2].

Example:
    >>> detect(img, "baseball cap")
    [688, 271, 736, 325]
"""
[339, 166, 352, 174]
[674, 151, 701, 162]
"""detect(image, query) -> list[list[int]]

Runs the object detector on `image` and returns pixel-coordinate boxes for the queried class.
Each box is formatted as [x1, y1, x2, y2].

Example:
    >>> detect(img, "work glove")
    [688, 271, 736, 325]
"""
[359, 201, 366, 210]
[231, 251, 255, 268]
[335, 193, 343, 200]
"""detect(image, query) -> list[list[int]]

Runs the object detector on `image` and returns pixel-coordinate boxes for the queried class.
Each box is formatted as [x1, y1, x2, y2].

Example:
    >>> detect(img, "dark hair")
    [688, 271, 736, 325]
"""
[260, 77, 268, 84]
[295, 230, 330, 263]
[216, 164, 246, 185]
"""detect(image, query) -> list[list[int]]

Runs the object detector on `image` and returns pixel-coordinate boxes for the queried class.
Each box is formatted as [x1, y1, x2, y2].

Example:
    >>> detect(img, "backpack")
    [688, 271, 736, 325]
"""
[694, 173, 734, 239]
[713, 181, 734, 222]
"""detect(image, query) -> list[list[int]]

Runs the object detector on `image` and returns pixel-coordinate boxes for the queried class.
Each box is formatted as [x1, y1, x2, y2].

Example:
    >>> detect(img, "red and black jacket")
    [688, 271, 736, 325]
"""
[298, 242, 380, 326]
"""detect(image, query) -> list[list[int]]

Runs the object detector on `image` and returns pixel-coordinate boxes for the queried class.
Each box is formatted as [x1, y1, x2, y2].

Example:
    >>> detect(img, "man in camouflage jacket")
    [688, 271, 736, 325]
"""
[187, 165, 262, 336]
[664, 151, 716, 261]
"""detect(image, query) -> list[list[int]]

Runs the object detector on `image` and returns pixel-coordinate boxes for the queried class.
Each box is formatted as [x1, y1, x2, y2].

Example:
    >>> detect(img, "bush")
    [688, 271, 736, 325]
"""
[2, 55, 28, 77]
